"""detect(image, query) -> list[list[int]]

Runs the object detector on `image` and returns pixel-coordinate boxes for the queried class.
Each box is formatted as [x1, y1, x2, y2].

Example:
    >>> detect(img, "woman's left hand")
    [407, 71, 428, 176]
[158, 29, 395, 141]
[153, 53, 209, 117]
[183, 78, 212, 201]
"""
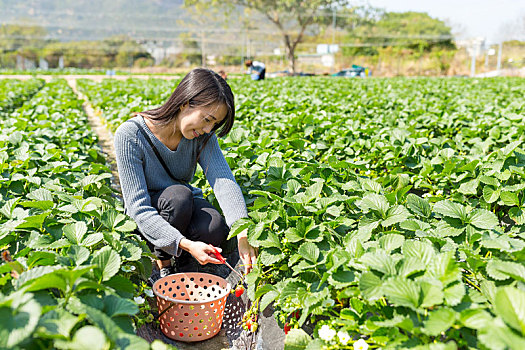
[238, 235, 257, 275]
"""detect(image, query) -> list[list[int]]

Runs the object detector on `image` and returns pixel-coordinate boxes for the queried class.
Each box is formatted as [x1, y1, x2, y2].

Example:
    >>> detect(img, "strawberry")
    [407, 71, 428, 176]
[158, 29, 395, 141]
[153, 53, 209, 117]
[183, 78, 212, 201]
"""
[246, 319, 252, 331]
[292, 310, 300, 319]
[284, 322, 291, 334]
[235, 285, 244, 297]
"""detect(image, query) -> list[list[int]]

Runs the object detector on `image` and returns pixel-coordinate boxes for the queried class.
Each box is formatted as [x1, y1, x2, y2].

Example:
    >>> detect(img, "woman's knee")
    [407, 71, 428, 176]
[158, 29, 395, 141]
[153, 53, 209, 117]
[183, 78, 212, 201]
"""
[189, 206, 229, 246]
[153, 184, 193, 228]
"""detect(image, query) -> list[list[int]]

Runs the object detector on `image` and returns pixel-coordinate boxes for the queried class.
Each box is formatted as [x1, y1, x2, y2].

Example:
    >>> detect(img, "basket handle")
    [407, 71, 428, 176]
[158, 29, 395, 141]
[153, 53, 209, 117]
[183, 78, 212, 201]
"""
[157, 301, 177, 319]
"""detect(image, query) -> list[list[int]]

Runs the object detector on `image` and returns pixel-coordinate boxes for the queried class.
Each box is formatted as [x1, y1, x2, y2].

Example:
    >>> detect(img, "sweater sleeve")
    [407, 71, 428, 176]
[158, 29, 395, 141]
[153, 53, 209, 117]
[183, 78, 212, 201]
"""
[114, 126, 184, 257]
[198, 134, 248, 227]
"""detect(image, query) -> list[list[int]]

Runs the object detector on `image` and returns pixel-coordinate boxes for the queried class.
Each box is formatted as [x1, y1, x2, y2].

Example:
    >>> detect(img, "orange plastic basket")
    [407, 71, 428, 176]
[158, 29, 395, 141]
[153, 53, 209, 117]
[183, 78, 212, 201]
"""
[152, 272, 231, 342]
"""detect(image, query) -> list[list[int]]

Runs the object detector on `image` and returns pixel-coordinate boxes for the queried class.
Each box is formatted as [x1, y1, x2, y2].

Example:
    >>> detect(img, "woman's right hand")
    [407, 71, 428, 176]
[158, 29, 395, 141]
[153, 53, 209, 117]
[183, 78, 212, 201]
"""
[180, 238, 222, 265]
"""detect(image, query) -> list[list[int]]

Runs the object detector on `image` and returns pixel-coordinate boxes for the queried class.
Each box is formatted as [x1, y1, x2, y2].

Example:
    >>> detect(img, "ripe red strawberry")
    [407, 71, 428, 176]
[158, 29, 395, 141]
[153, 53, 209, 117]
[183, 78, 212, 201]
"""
[246, 319, 252, 331]
[235, 285, 244, 297]
[284, 322, 291, 334]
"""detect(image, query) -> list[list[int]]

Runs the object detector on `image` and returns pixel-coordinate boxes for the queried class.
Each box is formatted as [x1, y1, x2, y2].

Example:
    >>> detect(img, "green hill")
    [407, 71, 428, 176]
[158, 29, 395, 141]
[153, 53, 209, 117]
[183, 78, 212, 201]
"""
[0, 0, 186, 41]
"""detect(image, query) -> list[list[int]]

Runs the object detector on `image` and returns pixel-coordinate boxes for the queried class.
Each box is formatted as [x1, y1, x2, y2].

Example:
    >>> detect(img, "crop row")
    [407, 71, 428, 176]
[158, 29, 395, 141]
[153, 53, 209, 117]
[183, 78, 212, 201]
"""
[0, 79, 163, 349]
[0, 78, 45, 112]
[76, 78, 178, 132]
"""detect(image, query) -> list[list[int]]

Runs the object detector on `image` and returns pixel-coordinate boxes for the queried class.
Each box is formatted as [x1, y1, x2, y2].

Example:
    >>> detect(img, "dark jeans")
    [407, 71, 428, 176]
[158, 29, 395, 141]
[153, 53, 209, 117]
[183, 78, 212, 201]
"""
[140, 184, 230, 262]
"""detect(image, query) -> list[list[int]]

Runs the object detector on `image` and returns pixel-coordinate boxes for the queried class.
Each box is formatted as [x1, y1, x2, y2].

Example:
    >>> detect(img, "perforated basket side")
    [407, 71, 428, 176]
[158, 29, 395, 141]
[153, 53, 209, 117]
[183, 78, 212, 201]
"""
[153, 272, 231, 342]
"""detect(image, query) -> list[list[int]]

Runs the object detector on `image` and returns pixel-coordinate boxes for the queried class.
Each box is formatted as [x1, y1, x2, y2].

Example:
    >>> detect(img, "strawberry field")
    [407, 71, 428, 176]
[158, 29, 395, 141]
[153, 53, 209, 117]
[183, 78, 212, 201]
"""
[2, 76, 525, 349]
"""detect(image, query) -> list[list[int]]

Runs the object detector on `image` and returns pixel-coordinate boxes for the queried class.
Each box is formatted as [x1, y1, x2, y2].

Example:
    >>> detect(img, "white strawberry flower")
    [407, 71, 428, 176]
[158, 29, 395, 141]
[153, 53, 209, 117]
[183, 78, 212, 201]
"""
[319, 325, 336, 342]
[144, 289, 154, 298]
[134, 296, 145, 304]
[322, 298, 335, 308]
[353, 338, 369, 350]
[338, 330, 350, 345]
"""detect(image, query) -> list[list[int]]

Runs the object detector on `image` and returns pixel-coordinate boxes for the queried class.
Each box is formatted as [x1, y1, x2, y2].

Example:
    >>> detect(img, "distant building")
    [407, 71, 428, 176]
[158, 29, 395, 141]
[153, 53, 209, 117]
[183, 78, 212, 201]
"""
[141, 40, 183, 64]
[456, 37, 486, 57]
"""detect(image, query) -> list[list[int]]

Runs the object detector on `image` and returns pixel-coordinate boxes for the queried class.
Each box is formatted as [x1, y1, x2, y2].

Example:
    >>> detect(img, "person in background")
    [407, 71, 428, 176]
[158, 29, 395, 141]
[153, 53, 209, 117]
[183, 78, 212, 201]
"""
[218, 70, 228, 80]
[114, 68, 257, 281]
[245, 59, 266, 80]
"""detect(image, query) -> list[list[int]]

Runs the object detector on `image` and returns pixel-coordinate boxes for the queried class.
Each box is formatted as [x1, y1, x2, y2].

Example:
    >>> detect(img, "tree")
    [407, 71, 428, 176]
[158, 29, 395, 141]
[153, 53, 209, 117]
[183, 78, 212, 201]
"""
[344, 11, 455, 56]
[186, 0, 349, 73]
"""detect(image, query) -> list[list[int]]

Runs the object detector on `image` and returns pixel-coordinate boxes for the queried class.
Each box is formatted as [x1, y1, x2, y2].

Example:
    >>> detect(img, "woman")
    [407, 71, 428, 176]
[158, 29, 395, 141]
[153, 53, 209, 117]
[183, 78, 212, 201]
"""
[114, 68, 257, 279]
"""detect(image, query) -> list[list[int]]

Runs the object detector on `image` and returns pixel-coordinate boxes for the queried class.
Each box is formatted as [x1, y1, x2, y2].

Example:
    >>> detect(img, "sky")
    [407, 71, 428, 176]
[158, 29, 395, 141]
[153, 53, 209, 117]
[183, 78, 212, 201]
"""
[365, 0, 524, 43]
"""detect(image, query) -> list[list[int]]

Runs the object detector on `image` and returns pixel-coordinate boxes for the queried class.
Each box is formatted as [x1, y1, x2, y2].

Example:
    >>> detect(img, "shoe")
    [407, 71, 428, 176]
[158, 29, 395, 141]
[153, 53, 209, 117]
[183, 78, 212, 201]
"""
[159, 266, 173, 278]
[147, 268, 160, 287]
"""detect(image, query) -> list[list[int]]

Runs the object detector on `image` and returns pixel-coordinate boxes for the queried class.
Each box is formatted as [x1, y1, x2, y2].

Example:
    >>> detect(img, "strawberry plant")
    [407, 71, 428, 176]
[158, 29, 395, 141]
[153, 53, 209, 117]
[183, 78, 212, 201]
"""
[0, 79, 154, 349]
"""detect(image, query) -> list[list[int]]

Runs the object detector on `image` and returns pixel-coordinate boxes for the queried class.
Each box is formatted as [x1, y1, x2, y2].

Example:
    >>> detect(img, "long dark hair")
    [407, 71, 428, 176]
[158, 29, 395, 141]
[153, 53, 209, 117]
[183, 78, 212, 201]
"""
[142, 68, 235, 138]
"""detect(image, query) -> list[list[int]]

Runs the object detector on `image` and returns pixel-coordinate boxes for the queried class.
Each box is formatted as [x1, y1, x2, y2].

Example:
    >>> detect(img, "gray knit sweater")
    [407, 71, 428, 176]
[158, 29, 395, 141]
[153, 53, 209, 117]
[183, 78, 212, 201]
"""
[114, 115, 248, 257]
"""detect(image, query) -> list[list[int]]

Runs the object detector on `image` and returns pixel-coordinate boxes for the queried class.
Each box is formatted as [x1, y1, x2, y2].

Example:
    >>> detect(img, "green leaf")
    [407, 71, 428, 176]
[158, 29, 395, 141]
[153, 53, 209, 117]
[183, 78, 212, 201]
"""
[359, 272, 383, 300]
[114, 220, 136, 232]
[67, 296, 148, 348]
[398, 257, 426, 278]
[460, 309, 492, 329]
[63, 221, 88, 245]
[360, 251, 397, 276]
[259, 248, 284, 266]
[120, 242, 142, 261]
[458, 178, 479, 195]
[304, 180, 324, 203]
[468, 209, 498, 229]
[509, 207, 525, 225]
[92, 246, 121, 281]
[260, 290, 279, 312]
[27, 251, 56, 268]
[406, 194, 432, 218]
[483, 186, 501, 203]
[382, 277, 421, 310]
[500, 191, 520, 206]
[19, 200, 54, 210]
[480, 175, 500, 187]
[17, 213, 49, 230]
[81, 232, 104, 247]
[382, 205, 410, 227]
[433, 201, 467, 221]
[55, 326, 107, 350]
[36, 309, 81, 338]
[104, 295, 139, 317]
[422, 308, 457, 336]
[358, 193, 389, 216]
[66, 246, 90, 266]
[0, 292, 42, 348]
[15, 266, 62, 290]
[420, 280, 444, 308]
[486, 260, 525, 281]
[252, 196, 270, 210]
[479, 318, 525, 350]
[360, 178, 382, 193]
[494, 286, 525, 334]
[328, 270, 355, 289]
[443, 282, 465, 307]
[378, 234, 405, 253]
[298, 242, 320, 263]
[286, 179, 301, 194]
[284, 329, 311, 350]
[426, 251, 462, 286]
[402, 240, 436, 267]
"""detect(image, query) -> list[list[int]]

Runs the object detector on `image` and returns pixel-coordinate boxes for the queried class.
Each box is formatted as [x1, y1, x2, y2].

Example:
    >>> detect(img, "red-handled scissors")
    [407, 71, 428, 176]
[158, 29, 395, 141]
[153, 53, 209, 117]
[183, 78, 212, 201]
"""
[209, 244, 244, 281]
